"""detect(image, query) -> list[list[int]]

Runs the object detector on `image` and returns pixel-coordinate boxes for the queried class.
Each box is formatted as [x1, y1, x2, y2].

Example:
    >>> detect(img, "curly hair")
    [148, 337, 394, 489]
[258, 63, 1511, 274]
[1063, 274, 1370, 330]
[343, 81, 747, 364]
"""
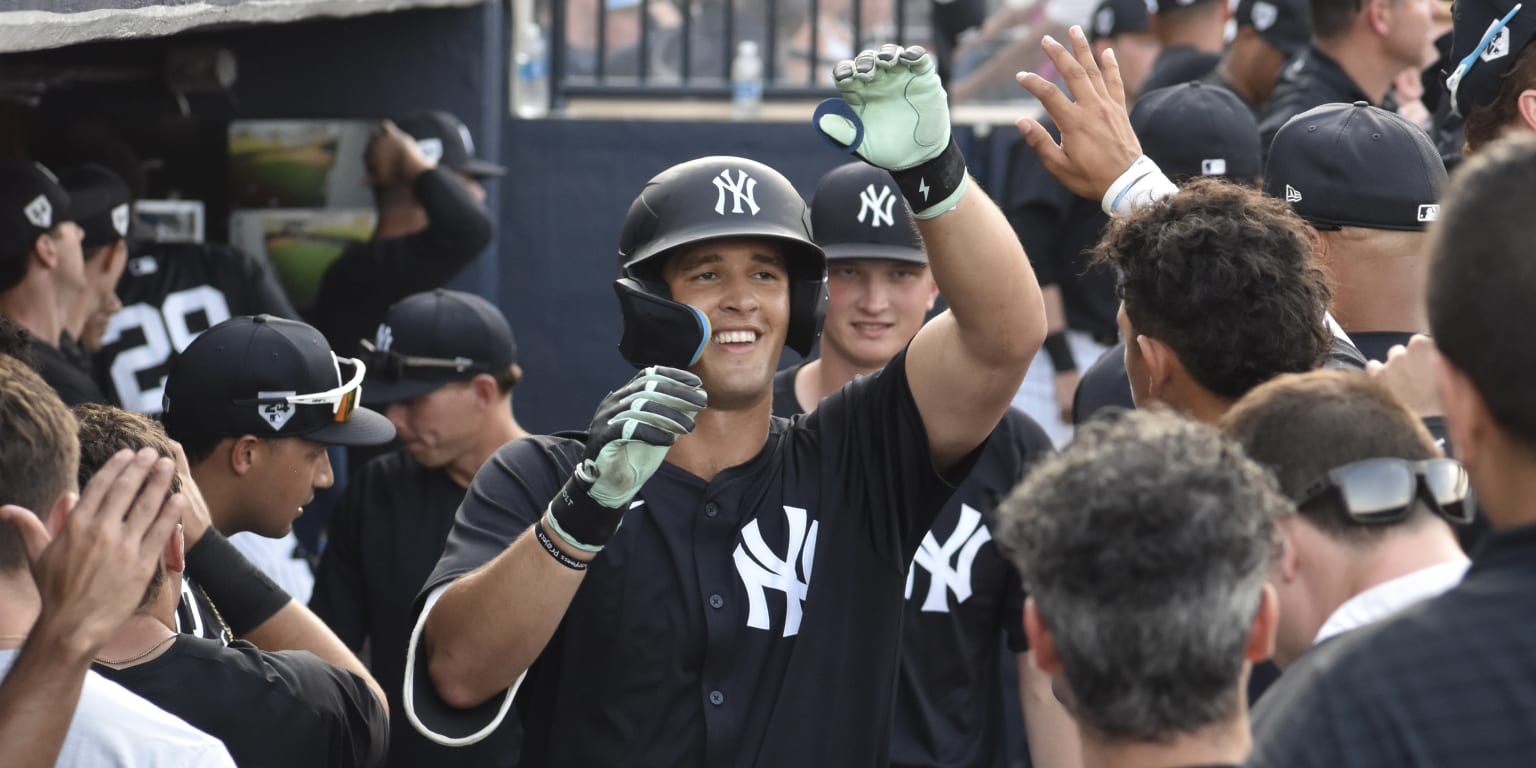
[1095, 178, 1332, 400]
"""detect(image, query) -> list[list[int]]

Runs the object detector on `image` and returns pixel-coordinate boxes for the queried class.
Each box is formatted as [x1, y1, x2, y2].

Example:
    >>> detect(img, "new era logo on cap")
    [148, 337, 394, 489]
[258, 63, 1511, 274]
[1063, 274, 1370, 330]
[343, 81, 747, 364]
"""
[1418, 204, 1440, 222]
[23, 194, 52, 228]
[1285, 185, 1303, 203]
[1201, 159, 1228, 176]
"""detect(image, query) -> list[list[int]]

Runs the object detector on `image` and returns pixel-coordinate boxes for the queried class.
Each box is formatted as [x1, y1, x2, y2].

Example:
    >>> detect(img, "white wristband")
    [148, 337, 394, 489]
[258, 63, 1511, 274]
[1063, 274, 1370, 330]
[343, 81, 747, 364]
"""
[1101, 155, 1179, 217]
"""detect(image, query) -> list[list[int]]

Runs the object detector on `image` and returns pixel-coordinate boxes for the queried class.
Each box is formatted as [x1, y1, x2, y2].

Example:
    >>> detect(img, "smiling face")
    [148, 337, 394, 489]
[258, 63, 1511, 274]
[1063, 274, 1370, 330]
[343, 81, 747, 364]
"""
[820, 258, 936, 372]
[662, 237, 791, 411]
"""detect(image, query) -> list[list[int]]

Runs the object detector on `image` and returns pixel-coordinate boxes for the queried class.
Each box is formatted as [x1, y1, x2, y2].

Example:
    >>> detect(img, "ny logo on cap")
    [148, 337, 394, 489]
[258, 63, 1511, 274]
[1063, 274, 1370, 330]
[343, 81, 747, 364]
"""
[257, 391, 297, 431]
[110, 203, 130, 237]
[375, 323, 394, 353]
[1252, 1, 1278, 31]
[23, 194, 51, 229]
[1201, 158, 1228, 176]
[1418, 204, 1440, 223]
[857, 183, 896, 228]
[713, 169, 760, 215]
[1484, 26, 1511, 62]
[1285, 184, 1303, 203]
[416, 137, 445, 166]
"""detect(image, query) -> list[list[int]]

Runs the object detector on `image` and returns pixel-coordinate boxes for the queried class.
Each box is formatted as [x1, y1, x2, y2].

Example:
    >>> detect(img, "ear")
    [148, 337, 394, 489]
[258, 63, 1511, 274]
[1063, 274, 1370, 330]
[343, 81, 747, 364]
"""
[1276, 522, 1300, 583]
[32, 231, 58, 270]
[470, 374, 500, 407]
[1518, 89, 1536, 134]
[1245, 583, 1281, 662]
[1024, 598, 1063, 675]
[1305, 225, 1330, 265]
[924, 280, 940, 312]
[164, 523, 186, 575]
[1136, 334, 1175, 399]
[1437, 353, 1484, 471]
[228, 435, 262, 477]
[45, 492, 76, 538]
[1366, 0, 1393, 36]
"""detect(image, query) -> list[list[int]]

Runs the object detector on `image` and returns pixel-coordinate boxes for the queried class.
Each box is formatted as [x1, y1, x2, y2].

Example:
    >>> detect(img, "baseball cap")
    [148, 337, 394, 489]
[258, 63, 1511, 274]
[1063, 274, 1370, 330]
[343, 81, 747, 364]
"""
[1447, 0, 1535, 117]
[1131, 82, 1263, 182]
[1146, 0, 1223, 15]
[809, 161, 925, 263]
[1089, 0, 1151, 42]
[394, 111, 506, 179]
[163, 315, 396, 446]
[1264, 102, 1447, 231]
[0, 160, 73, 268]
[58, 164, 133, 249]
[1235, 0, 1310, 57]
[358, 289, 518, 405]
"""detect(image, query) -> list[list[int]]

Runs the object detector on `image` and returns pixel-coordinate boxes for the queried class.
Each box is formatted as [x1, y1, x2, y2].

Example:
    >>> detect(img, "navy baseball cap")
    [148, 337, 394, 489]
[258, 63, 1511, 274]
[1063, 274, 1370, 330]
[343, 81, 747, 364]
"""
[394, 111, 506, 179]
[809, 162, 924, 263]
[163, 315, 395, 446]
[1447, 0, 1535, 117]
[1146, 0, 1223, 14]
[0, 160, 73, 268]
[1265, 102, 1447, 231]
[358, 289, 518, 405]
[1235, 0, 1310, 57]
[58, 164, 133, 249]
[1132, 82, 1263, 182]
[1090, 0, 1151, 42]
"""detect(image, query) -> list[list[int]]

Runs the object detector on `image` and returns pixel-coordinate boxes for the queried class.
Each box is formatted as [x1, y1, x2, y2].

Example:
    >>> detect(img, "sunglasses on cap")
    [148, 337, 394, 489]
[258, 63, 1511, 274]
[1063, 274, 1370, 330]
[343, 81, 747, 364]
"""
[357, 338, 496, 381]
[234, 354, 366, 424]
[1446, 3, 1525, 114]
[1296, 457, 1473, 526]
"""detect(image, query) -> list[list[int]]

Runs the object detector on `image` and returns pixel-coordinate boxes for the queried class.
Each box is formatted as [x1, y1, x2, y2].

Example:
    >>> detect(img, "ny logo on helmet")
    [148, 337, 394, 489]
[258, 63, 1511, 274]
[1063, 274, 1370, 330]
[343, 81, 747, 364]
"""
[858, 183, 896, 228]
[713, 169, 761, 216]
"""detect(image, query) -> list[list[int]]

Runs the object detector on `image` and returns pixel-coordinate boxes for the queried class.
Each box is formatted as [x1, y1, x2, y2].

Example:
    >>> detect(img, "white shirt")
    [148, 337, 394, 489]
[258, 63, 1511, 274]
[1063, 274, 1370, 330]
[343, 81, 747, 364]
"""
[0, 648, 235, 766]
[1314, 559, 1470, 645]
[229, 531, 315, 604]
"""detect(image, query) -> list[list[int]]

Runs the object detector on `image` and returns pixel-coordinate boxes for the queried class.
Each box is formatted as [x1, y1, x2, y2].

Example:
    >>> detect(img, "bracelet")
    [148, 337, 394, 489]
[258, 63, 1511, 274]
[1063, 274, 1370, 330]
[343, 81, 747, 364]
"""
[1101, 155, 1179, 217]
[182, 529, 290, 636]
[544, 473, 621, 552]
[891, 138, 969, 219]
[1043, 332, 1076, 373]
[534, 518, 589, 571]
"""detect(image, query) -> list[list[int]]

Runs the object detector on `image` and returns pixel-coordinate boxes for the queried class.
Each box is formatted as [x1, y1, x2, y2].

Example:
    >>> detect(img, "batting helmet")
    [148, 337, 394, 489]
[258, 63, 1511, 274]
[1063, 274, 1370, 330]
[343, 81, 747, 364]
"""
[614, 155, 827, 369]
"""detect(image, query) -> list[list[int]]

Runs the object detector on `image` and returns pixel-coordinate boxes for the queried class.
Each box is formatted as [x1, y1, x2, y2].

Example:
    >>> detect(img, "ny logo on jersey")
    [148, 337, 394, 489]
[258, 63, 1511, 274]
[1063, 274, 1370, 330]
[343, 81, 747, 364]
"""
[735, 506, 818, 637]
[857, 183, 897, 228]
[905, 504, 992, 613]
[713, 169, 761, 216]
[257, 391, 296, 431]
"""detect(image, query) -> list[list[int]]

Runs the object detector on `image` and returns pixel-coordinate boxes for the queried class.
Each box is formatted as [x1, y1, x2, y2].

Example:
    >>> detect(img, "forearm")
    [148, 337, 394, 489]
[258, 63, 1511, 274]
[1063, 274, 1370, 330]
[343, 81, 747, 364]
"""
[1019, 651, 1082, 768]
[244, 600, 388, 719]
[414, 167, 493, 256]
[0, 620, 99, 768]
[424, 524, 588, 708]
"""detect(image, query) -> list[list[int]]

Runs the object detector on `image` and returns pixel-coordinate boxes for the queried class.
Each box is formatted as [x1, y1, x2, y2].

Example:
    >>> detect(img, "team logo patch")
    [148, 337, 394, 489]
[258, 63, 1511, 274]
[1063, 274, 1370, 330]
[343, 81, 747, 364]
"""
[416, 137, 445, 166]
[1095, 7, 1115, 37]
[23, 194, 52, 229]
[1417, 204, 1439, 223]
[857, 183, 896, 228]
[110, 203, 130, 236]
[375, 323, 394, 353]
[1483, 26, 1511, 62]
[1201, 158, 1228, 176]
[1284, 184, 1303, 203]
[712, 168, 761, 215]
[257, 390, 297, 431]
[1252, 1, 1278, 31]
[906, 504, 992, 612]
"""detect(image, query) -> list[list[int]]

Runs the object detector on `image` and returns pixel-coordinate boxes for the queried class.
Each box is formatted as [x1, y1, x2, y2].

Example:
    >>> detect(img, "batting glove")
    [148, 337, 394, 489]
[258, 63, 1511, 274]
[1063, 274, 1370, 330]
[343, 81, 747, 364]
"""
[817, 45, 968, 219]
[545, 366, 708, 552]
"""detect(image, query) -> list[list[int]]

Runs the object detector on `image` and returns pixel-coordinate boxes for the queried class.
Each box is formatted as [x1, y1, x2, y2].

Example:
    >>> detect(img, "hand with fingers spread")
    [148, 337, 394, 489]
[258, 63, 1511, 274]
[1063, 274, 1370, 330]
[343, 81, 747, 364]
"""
[817, 44, 970, 219]
[1015, 26, 1172, 213]
[0, 448, 184, 658]
[1367, 334, 1444, 418]
[544, 367, 708, 552]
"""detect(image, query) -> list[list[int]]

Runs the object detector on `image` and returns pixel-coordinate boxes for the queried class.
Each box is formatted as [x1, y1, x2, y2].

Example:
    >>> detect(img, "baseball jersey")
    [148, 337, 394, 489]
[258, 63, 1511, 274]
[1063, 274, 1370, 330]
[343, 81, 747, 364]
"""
[27, 333, 109, 406]
[772, 365, 1054, 768]
[312, 447, 522, 768]
[97, 239, 298, 414]
[408, 349, 969, 767]
[1258, 46, 1391, 160]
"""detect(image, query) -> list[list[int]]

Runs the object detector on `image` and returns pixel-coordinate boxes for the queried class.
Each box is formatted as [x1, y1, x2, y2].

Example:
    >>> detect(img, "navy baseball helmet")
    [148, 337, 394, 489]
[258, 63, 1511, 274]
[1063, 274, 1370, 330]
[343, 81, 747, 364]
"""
[614, 156, 827, 369]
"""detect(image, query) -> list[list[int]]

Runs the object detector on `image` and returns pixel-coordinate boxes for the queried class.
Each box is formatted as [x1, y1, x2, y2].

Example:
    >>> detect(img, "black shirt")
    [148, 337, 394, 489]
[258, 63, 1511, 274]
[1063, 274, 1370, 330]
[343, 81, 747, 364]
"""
[26, 333, 108, 406]
[1139, 46, 1224, 96]
[772, 365, 1054, 768]
[307, 167, 493, 357]
[97, 240, 299, 413]
[1347, 331, 1415, 364]
[1246, 523, 1536, 767]
[1199, 69, 1260, 116]
[412, 348, 968, 767]
[95, 634, 387, 768]
[1258, 46, 1385, 160]
[312, 448, 521, 767]
[1004, 122, 1119, 342]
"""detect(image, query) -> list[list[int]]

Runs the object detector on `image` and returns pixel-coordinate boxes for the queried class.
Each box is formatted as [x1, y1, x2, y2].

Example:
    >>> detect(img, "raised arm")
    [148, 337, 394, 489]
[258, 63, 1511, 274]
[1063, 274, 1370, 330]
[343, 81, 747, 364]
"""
[817, 46, 1046, 470]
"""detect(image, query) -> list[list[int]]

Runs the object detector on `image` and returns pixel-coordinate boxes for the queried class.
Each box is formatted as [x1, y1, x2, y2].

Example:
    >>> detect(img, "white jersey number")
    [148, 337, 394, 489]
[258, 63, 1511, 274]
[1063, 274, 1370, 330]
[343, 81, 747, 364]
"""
[102, 285, 231, 413]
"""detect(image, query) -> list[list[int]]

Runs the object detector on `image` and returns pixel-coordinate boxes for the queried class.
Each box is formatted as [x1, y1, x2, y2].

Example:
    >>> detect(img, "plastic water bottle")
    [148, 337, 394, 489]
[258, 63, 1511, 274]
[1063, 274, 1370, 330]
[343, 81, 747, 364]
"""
[731, 41, 763, 121]
[514, 22, 549, 119]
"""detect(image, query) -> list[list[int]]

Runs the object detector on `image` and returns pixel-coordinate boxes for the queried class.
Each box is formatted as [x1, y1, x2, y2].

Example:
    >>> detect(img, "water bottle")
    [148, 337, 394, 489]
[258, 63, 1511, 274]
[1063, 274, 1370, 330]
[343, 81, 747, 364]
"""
[514, 22, 549, 119]
[731, 40, 763, 121]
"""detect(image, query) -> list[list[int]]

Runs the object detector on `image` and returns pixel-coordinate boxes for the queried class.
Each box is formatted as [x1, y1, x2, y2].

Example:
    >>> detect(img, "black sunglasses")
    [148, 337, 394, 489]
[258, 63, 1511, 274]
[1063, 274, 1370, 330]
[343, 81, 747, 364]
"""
[357, 338, 495, 382]
[1296, 457, 1473, 526]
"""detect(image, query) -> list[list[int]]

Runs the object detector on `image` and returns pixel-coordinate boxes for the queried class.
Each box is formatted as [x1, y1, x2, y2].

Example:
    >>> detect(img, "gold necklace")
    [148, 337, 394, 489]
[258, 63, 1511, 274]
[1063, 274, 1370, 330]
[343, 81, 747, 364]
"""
[96, 633, 176, 667]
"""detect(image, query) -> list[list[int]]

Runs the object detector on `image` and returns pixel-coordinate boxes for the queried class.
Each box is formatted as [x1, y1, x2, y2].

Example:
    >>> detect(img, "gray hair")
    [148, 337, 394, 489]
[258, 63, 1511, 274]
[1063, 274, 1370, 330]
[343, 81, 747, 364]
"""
[995, 408, 1290, 743]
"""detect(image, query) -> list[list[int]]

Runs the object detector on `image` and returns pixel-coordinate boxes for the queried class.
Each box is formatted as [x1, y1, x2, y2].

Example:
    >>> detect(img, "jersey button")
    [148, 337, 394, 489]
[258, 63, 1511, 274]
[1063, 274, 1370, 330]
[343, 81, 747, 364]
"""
[708, 593, 724, 609]
[709, 690, 725, 706]
[704, 502, 719, 518]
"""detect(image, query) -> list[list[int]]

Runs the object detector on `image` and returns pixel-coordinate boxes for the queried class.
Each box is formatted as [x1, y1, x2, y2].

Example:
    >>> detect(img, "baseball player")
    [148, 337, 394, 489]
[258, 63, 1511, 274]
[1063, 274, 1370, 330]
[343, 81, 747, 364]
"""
[406, 45, 1045, 767]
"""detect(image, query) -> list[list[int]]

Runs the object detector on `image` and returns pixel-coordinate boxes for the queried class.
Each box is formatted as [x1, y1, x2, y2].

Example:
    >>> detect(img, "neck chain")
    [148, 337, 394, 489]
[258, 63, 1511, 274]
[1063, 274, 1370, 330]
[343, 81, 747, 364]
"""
[96, 633, 176, 667]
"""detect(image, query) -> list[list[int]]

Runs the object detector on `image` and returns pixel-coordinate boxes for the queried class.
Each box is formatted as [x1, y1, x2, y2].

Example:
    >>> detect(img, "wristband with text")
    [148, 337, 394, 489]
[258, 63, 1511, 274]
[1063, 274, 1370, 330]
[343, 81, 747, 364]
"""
[534, 518, 590, 571]
[544, 470, 623, 553]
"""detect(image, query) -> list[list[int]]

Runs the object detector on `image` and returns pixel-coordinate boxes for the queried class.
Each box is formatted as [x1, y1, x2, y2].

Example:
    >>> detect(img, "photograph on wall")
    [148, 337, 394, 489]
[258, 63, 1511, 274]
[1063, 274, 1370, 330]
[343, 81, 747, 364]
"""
[228, 120, 374, 209]
[228, 209, 375, 311]
[134, 199, 206, 243]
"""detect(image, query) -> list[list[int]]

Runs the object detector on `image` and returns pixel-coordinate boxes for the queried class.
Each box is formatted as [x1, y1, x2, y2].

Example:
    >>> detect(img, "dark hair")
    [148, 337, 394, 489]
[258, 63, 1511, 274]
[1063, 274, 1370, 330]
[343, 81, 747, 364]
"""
[492, 363, 523, 396]
[995, 408, 1288, 742]
[1308, 0, 1361, 39]
[73, 403, 179, 606]
[0, 315, 32, 364]
[0, 356, 79, 572]
[172, 422, 225, 467]
[1095, 178, 1332, 400]
[1464, 43, 1536, 154]
[1221, 370, 1440, 544]
[1427, 134, 1536, 451]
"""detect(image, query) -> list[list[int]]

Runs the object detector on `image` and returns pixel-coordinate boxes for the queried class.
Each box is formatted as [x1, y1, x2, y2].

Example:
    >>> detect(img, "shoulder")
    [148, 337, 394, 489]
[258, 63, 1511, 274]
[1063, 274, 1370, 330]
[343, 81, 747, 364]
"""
[77, 668, 235, 764]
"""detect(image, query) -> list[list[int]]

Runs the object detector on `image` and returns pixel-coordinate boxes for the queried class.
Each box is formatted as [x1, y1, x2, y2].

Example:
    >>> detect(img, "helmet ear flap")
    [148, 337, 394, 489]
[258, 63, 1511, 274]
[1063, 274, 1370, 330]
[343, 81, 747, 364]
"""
[786, 272, 828, 357]
[614, 277, 713, 369]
